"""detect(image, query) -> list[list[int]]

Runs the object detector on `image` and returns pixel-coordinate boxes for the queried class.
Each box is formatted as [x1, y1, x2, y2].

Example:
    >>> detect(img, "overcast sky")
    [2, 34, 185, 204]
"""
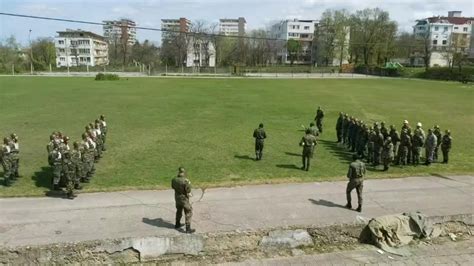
[1, 0, 472, 45]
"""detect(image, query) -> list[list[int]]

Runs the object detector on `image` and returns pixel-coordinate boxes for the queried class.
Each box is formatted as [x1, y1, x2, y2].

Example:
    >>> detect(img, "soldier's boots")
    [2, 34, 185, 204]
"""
[74, 183, 83, 190]
[66, 192, 75, 200]
[186, 225, 195, 234]
[356, 206, 362, 212]
[345, 203, 352, 209]
[175, 220, 183, 229]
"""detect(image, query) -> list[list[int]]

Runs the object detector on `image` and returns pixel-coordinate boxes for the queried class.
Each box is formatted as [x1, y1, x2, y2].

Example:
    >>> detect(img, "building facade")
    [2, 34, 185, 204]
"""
[55, 29, 109, 67]
[103, 19, 137, 46]
[186, 38, 216, 67]
[269, 19, 318, 64]
[219, 17, 246, 36]
[413, 11, 473, 67]
[161, 18, 191, 41]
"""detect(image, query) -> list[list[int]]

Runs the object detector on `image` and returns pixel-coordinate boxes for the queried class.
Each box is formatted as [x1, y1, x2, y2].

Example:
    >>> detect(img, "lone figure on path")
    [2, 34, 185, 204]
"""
[171, 167, 195, 233]
[346, 154, 366, 212]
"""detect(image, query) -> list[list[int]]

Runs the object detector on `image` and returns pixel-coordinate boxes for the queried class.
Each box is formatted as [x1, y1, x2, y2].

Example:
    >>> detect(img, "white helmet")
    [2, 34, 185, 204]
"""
[416, 122, 422, 127]
[403, 120, 409, 124]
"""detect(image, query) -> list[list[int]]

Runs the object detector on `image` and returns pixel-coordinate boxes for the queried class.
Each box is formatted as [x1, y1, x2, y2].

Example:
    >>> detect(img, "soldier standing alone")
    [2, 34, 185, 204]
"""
[171, 167, 195, 233]
[345, 154, 366, 212]
[441, 130, 452, 164]
[299, 129, 317, 171]
[253, 123, 267, 161]
[315, 106, 324, 134]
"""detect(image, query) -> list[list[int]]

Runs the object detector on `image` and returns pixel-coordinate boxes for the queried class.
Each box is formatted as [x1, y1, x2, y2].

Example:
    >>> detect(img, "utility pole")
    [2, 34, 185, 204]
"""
[28, 29, 33, 74]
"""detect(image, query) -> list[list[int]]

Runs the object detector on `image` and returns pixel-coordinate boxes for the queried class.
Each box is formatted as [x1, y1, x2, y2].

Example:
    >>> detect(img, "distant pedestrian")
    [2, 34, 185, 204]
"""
[171, 167, 195, 233]
[346, 154, 366, 212]
[253, 123, 267, 161]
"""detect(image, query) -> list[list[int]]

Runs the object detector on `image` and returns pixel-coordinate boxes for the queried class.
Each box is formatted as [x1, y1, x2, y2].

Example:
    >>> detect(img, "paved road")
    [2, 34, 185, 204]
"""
[0, 175, 472, 247]
[223, 237, 474, 265]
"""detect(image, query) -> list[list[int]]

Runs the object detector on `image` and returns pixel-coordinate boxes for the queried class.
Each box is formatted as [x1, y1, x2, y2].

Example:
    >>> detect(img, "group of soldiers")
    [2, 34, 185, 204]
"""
[335, 113, 453, 170]
[46, 115, 108, 199]
[1, 133, 20, 186]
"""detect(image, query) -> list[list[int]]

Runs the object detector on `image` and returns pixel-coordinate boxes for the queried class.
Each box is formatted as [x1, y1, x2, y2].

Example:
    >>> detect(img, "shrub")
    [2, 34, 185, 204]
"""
[95, 73, 119, 81]
[416, 67, 474, 82]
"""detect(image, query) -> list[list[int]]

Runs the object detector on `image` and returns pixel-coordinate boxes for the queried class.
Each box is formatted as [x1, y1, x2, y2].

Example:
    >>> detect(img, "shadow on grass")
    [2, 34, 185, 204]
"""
[284, 152, 301, 157]
[234, 155, 255, 161]
[142, 217, 176, 229]
[32, 166, 64, 197]
[318, 139, 352, 163]
[276, 164, 301, 170]
[308, 198, 347, 209]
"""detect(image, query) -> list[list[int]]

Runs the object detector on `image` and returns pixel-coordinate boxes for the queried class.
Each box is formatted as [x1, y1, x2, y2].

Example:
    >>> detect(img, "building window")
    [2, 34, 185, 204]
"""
[59, 48, 65, 53]
[58, 40, 64, 45]
[442, 40, 447, 45]
[433, 40, 438, 45]
[463, 27, 468, 32]
[444, 26, 448, 31]
[454, 27, 458, 30]
[434, 26, 439, 31]
[301, 34, 309, 38]
[60, 57, 65, 61]
[304, 26, 310, 30]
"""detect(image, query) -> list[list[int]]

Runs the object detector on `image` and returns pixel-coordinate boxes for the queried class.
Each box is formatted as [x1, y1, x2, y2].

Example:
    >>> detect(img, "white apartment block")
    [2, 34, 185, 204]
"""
[55, 29, 109, 67]
[161, 18, 191, 42]
[186, 38, 216, 67]
[270, 19, 318, 64]
[413, 11, 473, 67]
[219, 17, 246, 36]
[103, 19, 137, 46]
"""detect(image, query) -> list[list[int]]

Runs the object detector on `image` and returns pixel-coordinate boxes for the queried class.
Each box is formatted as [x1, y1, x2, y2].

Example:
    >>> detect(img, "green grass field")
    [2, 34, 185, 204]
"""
[0, 77, 473, 197]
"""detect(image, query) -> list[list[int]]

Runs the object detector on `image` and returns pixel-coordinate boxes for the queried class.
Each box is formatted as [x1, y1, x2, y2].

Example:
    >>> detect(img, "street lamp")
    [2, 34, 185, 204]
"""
[28, 29, 33, 74]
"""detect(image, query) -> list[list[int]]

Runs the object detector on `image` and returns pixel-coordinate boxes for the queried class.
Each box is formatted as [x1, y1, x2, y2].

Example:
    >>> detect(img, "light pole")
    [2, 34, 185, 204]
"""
[28, 29, 33, 74]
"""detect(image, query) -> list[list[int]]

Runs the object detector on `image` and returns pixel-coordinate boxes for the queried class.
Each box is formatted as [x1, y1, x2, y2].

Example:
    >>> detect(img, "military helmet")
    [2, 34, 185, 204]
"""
[445, 129, 451, 134]
[259, 123, 264, 128]
[85, 125, 91, 131]
[416, 122, 422, 127]
[310, 122, 315, 127]
[428, 128, 433, 132]
[81, 133, 88, 139]
[50, 134, 55, 141]
[386, 136, 392, 141]
[100, 114, 105, 120]
[63, 136, 70, 142]
[434, 125, 440, 129]
[10, 133, 18, 139]
[73, 141, 79, 149]
[403, 120, 409, 124]
[3, 137, 10, 144]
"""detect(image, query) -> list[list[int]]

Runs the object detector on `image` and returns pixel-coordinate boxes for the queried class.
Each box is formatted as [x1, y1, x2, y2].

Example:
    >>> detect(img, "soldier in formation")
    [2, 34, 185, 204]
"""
[253, 123, 266, 161]
[44, 115, 108, 198]
[1, 134, 21, 186]
[335, 114, 453, 170]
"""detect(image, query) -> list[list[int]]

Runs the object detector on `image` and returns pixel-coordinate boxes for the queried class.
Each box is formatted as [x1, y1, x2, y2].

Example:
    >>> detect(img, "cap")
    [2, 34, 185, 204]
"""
[417, 122, 422, 127]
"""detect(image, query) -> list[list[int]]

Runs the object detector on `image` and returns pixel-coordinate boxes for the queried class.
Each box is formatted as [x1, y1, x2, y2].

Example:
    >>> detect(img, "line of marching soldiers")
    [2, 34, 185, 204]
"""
[46, 115, 108, 199]
[335, 113, 453, 171]
[1, 133, 20, 186]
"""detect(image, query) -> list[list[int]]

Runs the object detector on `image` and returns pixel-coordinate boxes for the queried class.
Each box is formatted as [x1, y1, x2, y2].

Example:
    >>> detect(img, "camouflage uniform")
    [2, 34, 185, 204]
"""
[336, 113, 344, 143]
[346, 156, 366, 212]
[401, 123, 412, 163]
[71, 142, 83, 189]
[62, 151, 76, 199]
[412, 132, 424, 165]
[441, 130, 452, 164]
[398, 129, 411, 165]
[342, 115, 350, 145]
[315, 107, 324, 133]
[382, 137, 394, 171]
[51, 145, 63, 190]
[9, 134, 20, 178]
[1, 138, 13, 186]
[372, 129, 384, 166]
[300, 131, 317, 171]
[99, 115, 108, 151]
[380, 123, 389, 140]
[367, 128, 375, 164]
[253, 124, 267, 161]
[389, 126, 400, 164]
[433, 126, 442, 162]
[425, 130, 438, 165]
[171, 168, 195, 233]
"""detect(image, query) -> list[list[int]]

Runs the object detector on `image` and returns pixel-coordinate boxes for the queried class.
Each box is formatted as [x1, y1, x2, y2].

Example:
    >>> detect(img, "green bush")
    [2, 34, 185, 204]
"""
[354, 65, 402, 77]
[416, 67, 474, 82]
[95, 73, 119, 81]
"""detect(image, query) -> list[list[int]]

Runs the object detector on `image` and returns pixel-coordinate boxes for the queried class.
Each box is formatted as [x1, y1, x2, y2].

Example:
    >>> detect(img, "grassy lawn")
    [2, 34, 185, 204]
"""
[0, 77, 473, 197]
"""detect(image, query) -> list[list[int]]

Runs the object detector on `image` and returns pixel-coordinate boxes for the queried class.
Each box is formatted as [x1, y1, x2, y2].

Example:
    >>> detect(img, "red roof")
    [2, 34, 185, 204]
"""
[427, 17, 474, 25]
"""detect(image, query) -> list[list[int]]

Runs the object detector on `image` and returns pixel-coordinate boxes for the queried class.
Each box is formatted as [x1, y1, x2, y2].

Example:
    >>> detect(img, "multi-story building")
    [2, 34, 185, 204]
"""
[413, 11, 473, 67]
[219, 17, 246, 36]
[161, 18, 191, 41]
[269, 19, 318, 64]
[55, 29, 109, 67]
[103, 19, 137, 46]
[186, 38, 216, 67]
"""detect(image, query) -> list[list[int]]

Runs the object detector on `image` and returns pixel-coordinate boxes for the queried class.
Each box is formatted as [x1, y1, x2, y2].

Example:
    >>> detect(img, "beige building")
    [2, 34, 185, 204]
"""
[103, 19, 137, 46]
[55, 29, 109, 67]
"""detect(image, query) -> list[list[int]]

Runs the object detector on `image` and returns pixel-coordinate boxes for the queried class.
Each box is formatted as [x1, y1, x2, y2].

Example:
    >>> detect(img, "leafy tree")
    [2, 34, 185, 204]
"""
[286, 39, 301, 65]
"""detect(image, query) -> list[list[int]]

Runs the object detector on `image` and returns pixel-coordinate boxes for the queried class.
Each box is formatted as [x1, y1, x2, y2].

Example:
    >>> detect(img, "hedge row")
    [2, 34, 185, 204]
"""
[95, 73, 119, 81]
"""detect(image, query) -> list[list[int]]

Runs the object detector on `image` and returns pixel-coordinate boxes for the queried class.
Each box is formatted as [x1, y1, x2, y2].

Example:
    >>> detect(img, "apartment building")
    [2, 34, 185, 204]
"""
[161, 18, 191, 41]
[103, 19, 137, 46]
[186, 38, 216, 67]
[413, 11, 473, 67]
[55, 29, 109, 67]
[269, 19, 318, 64]
[219, 17, 246, 36]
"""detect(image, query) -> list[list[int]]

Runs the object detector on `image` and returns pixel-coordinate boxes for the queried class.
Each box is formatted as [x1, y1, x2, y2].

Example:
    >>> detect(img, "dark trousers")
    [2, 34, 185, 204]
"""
[346, 178, 363, 206]
[316, 119, 323, 133]
[176, 201, 193, 226]
[255, 140, 264, 160]
[442, 148, 450, 163]
[336, 129, 342, 142]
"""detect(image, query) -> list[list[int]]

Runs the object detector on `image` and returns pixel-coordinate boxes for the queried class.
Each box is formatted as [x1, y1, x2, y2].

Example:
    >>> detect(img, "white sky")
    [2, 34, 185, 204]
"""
[1, 0, 473, 45]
